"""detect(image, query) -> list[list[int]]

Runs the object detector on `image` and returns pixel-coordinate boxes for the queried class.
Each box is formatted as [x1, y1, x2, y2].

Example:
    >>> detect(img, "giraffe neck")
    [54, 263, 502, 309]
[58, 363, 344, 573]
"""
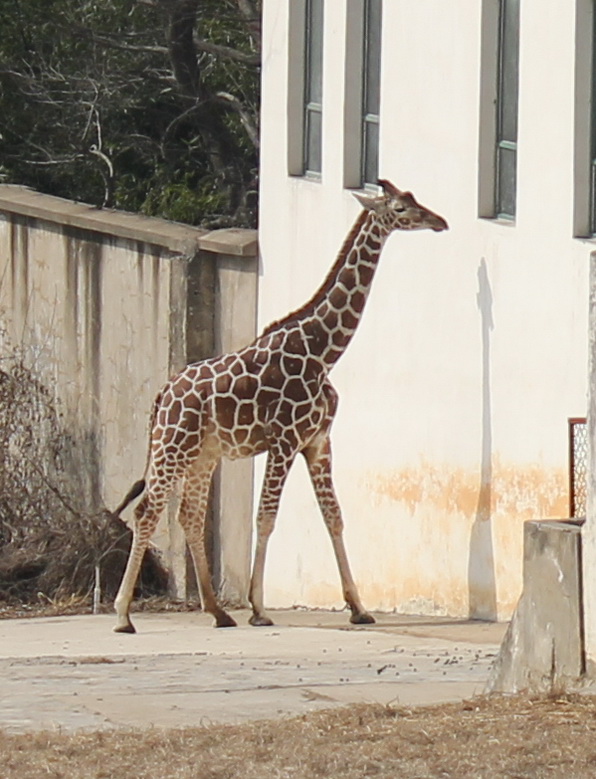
[299, 210, 387, 369]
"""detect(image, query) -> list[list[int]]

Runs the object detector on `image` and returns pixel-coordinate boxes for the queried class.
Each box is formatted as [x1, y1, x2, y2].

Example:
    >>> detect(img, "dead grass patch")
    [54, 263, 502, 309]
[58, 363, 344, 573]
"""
[2, 694, 596, 779]
[0, 358, 168, 610]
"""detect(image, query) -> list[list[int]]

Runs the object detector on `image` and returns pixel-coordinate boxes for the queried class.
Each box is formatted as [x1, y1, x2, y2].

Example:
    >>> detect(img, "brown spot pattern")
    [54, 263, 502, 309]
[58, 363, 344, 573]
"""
[114, 180, 448, 632]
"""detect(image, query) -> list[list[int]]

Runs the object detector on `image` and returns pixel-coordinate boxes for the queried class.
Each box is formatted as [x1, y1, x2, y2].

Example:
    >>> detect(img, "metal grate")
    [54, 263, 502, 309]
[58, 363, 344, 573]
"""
[569, 418, 588, 518]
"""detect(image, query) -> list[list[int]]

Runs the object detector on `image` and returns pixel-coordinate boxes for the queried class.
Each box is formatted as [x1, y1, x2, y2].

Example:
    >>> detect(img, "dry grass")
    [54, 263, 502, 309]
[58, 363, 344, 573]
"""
[2, 694, 596, 779]
[0, 358, 168, 608]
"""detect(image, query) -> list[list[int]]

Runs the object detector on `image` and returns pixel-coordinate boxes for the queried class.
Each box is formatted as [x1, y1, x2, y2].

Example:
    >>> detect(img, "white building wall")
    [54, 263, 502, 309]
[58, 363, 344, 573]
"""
[258, 0, 591, 620]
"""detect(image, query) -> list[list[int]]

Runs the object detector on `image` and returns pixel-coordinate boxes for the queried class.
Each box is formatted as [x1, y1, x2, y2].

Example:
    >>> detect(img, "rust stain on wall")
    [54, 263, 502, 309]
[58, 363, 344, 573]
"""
[368, 458, 568, 521]
[354, 458, 570, 618]
[270, 458, 568, 618]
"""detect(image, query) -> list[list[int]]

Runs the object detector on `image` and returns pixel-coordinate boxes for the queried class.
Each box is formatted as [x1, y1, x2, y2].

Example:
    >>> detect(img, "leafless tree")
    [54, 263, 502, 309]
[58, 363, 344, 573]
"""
[0, 0, 261, 226]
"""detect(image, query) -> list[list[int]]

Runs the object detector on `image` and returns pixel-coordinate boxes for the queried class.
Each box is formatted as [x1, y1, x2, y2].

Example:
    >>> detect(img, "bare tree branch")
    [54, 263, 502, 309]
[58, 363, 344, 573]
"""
[82, 30, 259, 65]
[23, 157, 84, 166]
[215, 91, 259, 150]
[80, 34, 169, 56]
[192, 35, 259, 65]
[235, 0, 261, 49]
[0, 0, 261, 227]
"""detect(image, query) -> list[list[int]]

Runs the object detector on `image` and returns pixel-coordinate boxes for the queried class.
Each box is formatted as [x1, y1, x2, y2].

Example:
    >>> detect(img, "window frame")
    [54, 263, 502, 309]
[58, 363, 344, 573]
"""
[303, 0, 324, 176]
[494, 0, 520, 220]
[477, 0, 520, 222]
[361, 0, 382, 187]
[287, 0, 324, 178]
[589, 5, 596, 234]
[343, 0, 382, 189]
[572, 1, 594, 237]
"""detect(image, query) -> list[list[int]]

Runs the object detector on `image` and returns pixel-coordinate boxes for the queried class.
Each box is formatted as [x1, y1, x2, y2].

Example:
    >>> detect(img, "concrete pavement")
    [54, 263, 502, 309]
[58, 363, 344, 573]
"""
[0, 610, 507, 732]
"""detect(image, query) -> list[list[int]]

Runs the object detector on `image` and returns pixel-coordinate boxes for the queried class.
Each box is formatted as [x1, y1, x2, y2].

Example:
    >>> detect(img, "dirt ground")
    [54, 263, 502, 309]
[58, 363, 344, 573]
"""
[1, 608, 592, 777]
[1, 693, 596, 779]
[0, 610, 505, 730]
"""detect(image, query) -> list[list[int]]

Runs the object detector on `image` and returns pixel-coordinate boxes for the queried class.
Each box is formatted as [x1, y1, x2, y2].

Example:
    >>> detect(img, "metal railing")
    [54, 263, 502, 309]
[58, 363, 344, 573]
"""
[569, 417, 588, 518]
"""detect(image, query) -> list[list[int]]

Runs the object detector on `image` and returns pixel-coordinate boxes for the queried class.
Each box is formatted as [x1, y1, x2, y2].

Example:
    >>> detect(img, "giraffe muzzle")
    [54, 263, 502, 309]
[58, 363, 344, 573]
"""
[431, 214, 449, 232]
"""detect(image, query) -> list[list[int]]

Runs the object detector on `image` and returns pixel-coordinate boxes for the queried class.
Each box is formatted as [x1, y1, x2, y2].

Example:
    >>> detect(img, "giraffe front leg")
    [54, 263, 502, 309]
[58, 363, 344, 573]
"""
[178, 461, 237, 629]
[303, 438, 375, 625]
[249, 450, 293, 626]
[114, 495, 163, 633]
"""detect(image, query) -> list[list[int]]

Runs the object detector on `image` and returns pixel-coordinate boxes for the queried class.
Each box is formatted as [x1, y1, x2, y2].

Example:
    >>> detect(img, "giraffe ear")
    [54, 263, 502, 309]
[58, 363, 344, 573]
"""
[378, 179, 402, 198]
[353, 191, 382, 212]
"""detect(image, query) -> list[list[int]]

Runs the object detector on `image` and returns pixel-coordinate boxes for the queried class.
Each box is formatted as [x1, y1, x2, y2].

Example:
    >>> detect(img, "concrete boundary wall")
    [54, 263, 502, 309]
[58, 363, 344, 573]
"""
[0, 186, 258, 602]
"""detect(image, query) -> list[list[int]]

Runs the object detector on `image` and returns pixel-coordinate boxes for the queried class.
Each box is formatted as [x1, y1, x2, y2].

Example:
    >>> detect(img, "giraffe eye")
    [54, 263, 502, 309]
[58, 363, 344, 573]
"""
[394, 206, 406, 213]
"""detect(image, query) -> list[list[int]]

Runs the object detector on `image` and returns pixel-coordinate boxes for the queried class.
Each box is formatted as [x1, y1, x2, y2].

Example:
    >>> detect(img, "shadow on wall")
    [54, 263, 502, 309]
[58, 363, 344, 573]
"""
[468, 258, 498, 620]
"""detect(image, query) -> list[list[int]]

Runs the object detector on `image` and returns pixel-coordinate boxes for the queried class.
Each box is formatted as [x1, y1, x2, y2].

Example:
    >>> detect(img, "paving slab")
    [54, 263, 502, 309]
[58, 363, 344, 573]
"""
[0, 610, 507, 732]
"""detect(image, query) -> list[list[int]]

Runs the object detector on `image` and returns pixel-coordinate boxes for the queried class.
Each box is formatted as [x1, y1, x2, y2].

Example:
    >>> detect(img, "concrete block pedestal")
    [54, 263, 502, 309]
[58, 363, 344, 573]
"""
[486, 519, 584, 694]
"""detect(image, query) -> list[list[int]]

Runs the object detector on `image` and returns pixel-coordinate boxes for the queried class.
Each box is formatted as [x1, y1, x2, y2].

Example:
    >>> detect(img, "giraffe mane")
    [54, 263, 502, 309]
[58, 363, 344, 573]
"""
[259, 210, 370, 338]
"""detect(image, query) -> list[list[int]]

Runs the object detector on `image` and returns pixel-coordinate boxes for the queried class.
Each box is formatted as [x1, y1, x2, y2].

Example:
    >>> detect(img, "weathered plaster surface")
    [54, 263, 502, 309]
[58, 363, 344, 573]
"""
[0, 187, 258, 601]
[258, 1, 588, 619]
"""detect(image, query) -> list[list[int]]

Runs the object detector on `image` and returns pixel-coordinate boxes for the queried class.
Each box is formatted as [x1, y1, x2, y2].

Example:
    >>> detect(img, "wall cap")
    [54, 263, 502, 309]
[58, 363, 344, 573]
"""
[0, 185, 258, 258]
[199, 228, 258, 257]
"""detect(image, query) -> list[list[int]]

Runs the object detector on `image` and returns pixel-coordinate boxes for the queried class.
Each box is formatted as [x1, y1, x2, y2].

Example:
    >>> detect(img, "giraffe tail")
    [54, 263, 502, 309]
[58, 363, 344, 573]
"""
[113, 478, 146, 517]
[112, 387, 164, 517]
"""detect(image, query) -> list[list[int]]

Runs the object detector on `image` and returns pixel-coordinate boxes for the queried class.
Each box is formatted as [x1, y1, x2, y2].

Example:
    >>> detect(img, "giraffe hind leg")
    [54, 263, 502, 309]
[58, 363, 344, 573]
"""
[249, 449, 294, 627]
[178, 458, 237, 628]
[114, 493, 164, 633]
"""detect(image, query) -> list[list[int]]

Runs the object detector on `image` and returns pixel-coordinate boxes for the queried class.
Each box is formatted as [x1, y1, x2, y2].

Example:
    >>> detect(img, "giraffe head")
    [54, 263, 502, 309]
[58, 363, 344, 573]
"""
[353, 179, 448, 233]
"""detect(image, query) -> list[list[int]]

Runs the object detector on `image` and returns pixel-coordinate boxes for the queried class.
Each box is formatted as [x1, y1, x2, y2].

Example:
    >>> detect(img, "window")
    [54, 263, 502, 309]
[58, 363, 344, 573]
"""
[303, 0, 324, 175]
[495, 0, 520, 219]
[589, 7, 596, 233]
[361, 0, 382, 185]
[287, 0, 324, 177]
[344, 0, 382, 189]
[572, 0, 594, 236]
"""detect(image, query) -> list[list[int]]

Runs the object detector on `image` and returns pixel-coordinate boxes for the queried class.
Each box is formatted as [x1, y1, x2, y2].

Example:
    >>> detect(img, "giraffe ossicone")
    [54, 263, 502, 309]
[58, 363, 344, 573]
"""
[112, 179, 448, 634]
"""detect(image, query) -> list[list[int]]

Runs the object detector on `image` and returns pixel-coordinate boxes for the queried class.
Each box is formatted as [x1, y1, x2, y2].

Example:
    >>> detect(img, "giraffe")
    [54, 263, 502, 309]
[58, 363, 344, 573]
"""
[113, 179, 448, 633]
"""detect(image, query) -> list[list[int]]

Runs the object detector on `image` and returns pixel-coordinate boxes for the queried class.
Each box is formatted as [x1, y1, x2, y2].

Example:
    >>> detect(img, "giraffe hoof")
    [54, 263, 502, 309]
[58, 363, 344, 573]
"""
[350, 612, 376, 625]
[249, 614, 274, 627]
[215, 613, 237, 628]
[113, 622, 136, 634]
